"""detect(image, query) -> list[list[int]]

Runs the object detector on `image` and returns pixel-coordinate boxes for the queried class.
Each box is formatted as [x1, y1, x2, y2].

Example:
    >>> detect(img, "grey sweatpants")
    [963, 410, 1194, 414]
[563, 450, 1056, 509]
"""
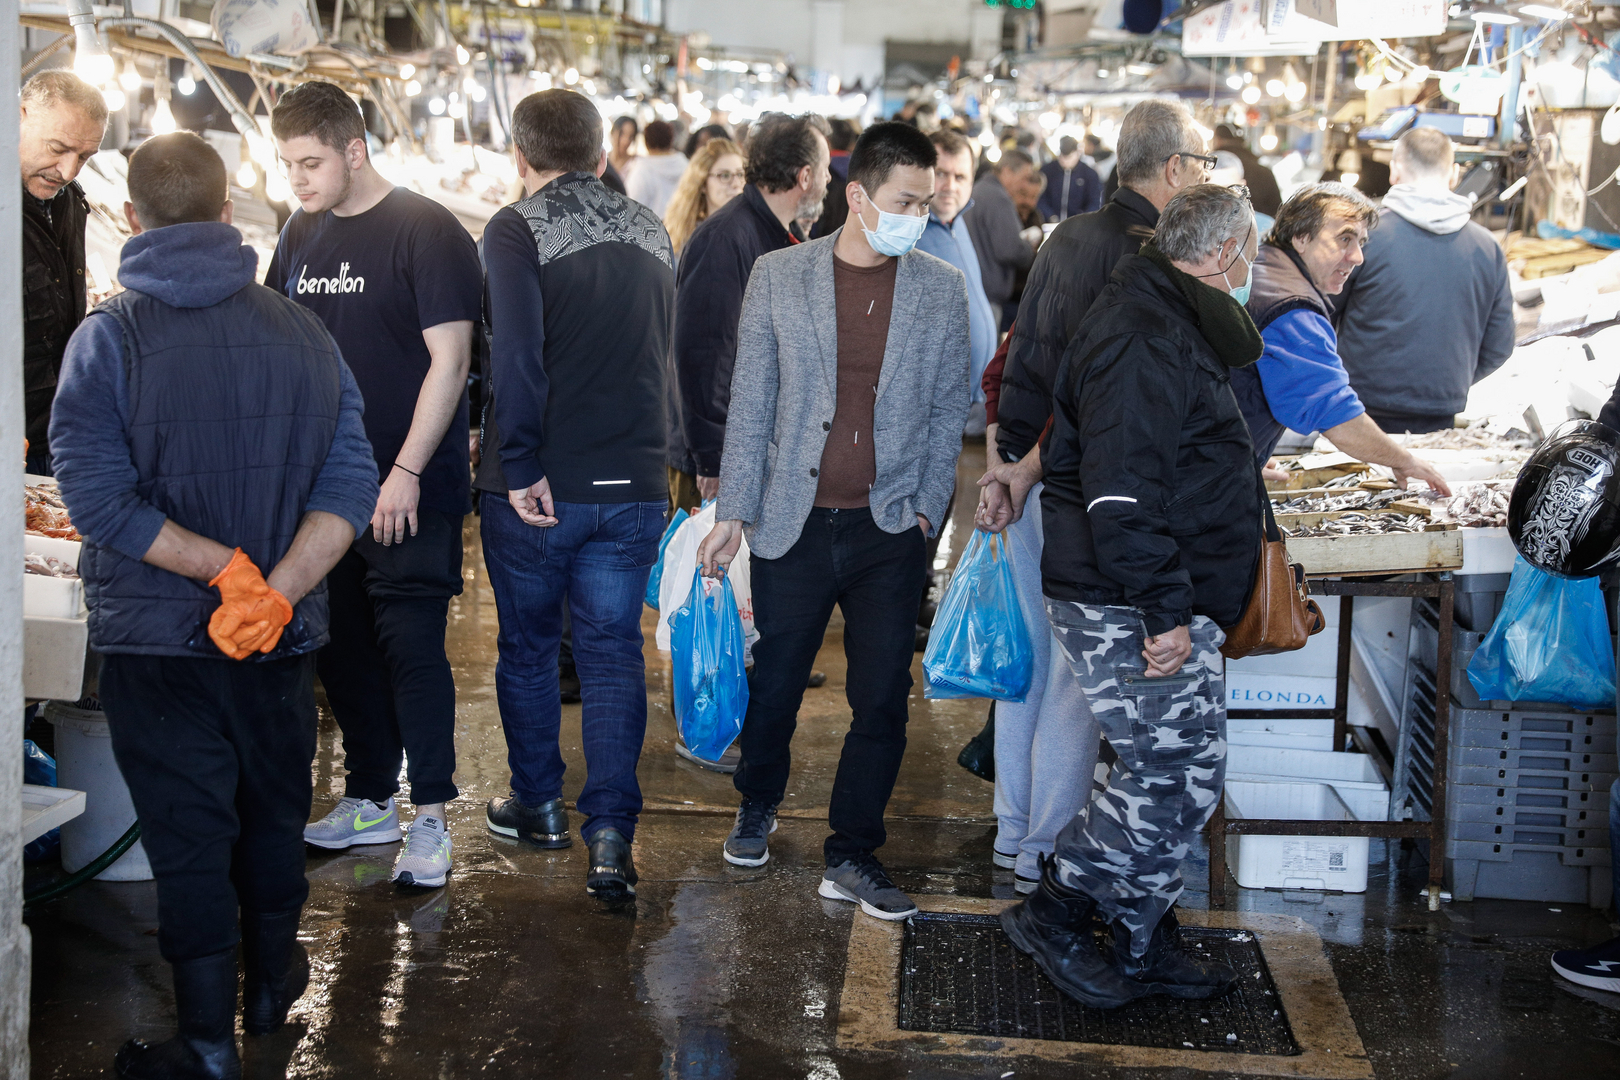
[992, 482, 1101, 881]
[1046, 601, 1228, 958]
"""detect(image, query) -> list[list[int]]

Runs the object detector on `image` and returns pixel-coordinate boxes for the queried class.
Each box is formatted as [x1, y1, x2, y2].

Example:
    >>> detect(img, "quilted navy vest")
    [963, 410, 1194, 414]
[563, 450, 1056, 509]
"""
[81, 282, 342, 658]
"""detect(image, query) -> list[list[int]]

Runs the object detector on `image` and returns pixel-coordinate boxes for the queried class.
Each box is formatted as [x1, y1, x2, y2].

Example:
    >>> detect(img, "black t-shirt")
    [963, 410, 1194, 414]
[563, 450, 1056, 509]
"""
[266, 187, 481, 514]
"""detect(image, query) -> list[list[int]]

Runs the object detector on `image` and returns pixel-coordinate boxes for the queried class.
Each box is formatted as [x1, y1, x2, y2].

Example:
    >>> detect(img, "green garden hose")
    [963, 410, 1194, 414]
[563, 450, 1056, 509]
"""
[23, 822, 142, 910]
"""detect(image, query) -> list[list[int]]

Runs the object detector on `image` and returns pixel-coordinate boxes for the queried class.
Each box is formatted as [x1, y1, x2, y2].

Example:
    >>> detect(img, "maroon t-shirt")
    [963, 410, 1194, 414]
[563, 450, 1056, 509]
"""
[815, 254, 897, 507]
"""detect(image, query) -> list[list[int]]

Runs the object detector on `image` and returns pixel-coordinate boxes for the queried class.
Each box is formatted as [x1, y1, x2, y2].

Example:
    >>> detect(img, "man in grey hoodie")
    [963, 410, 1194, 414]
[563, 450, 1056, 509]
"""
[1335, 128, 1515, 434]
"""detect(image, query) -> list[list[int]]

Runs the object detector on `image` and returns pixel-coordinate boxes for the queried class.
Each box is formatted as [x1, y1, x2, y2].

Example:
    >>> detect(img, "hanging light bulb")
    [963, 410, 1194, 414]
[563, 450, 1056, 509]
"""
[101, 87, 126, 112]
[565, 67, 579, 84]
[1286, 81, 1307, 102]
[119, 59, 142, 92]
[1265, 78, 1285, 98]
[405, 80, 422, 97]
[1259, 126, 1279, 152]
[399, 63, 416, 80]
[582, 79, 595, 95]
[1354, 70, 1381, 92]
[455, 44, 470, 65]
[1242, 84, 1262, 105]
[448, 100, 467, 119]
[265, 168, 292, 205]
[428, 96, 446, 115]
[1226, 74, 1244, 90]
[177, 65, 198, 96]
[72, 18, 114, 87]
[151, 98, 176, 135]
[469, 82, 487, 103]
[235, 160, 257, 189]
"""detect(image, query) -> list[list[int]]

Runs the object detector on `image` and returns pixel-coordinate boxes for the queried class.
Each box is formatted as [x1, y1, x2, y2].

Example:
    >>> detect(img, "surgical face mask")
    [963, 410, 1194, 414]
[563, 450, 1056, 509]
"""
[855, 185, 927, 256]
[1225, 247, 1254, 306]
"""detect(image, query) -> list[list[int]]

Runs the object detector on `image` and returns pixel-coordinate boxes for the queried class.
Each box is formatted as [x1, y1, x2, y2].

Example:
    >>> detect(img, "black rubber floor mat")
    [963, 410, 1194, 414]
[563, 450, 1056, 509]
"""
[897, 912, 1300, 1055]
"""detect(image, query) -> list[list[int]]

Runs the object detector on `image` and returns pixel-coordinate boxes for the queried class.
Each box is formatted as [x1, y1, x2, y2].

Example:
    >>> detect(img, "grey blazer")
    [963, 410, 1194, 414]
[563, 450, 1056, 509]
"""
[715, 230, 972, 561]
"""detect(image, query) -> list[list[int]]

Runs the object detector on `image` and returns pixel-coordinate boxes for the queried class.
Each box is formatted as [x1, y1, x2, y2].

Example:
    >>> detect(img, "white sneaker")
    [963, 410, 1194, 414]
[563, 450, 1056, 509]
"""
[304, 797, 402, 850]
[391, 817, 452, 888]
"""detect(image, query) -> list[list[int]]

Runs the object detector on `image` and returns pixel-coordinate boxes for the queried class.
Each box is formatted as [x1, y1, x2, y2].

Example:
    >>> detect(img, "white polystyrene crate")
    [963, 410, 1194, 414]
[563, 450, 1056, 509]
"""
[23, 533, 85, 619]
[1223, 780, 1371, 892]
[1228, 716, 1337, 752]
[1225, 746, 1390, 821]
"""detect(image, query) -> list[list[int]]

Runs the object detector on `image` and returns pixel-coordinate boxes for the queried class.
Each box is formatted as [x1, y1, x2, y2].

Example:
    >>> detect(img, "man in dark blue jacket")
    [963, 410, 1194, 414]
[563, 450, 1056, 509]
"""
[50, 132, 377, 1080]
[1037, 136, 1102, 223]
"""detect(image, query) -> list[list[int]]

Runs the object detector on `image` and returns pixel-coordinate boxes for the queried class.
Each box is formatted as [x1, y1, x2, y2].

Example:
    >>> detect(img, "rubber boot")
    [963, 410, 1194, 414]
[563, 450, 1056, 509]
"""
[115, 948, 241, 1079]
[241, 909, 309, 1035]
[999, 855, 1147, 1009]
[1111, 906, 1237, 1000]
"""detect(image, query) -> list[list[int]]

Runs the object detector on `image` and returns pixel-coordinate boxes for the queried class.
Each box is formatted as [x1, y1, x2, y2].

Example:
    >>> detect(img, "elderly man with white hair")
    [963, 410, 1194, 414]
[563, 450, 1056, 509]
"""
[998, 184, 1263, 1010]
[1335, 127, 1515, 435]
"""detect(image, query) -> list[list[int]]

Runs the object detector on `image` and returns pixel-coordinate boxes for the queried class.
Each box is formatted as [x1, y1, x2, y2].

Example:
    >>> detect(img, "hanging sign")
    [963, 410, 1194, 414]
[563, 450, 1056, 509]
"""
[1295, 0, 1338, 25]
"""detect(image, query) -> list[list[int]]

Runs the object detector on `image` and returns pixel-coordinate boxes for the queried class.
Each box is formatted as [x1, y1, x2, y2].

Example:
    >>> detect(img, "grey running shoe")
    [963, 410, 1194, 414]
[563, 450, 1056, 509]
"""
[818, 855, 918, 920]
[723, 799, 777, 867]
[676, 739, 741, 774]
[304, 797, 402, 850]
[390, 817, 452, 888]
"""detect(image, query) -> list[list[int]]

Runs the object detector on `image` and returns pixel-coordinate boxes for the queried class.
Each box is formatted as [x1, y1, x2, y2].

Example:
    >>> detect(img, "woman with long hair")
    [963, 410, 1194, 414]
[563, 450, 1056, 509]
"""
[663, 138, 746, 255]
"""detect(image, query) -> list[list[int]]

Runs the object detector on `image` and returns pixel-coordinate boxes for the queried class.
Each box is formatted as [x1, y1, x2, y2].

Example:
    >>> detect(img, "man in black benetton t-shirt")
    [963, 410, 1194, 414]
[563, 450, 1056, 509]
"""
[265, 82, 481, 890]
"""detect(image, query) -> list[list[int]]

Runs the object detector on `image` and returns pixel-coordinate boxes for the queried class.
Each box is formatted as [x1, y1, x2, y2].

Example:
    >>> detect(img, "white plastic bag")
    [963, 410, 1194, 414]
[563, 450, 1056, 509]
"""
[212, 0, 320, 58]
[656, 502, 755, 659]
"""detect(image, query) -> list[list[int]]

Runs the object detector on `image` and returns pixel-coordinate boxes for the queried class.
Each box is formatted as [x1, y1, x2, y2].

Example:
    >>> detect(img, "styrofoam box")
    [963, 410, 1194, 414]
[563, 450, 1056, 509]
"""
[1223, 780, 1371, 892]
[1225, 746, 1390, 821]
[22, 533, 84, 618]
[1228, 716, 1336, 752]
[23, 614, 88, 702]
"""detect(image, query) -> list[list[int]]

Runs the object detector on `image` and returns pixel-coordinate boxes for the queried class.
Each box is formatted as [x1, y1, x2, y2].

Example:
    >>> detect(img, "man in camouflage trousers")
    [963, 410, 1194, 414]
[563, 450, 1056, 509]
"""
[993, 184, 1264, 1007]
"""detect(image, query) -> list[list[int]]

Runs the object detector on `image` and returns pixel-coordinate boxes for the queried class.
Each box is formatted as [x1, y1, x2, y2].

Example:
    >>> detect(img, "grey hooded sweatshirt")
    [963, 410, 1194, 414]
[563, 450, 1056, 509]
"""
[1334, 183, 1515, 431]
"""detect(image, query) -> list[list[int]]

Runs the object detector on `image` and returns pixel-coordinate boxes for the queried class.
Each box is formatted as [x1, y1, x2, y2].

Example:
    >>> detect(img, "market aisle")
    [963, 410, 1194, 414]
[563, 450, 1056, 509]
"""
[23, 446, 1620, 1079]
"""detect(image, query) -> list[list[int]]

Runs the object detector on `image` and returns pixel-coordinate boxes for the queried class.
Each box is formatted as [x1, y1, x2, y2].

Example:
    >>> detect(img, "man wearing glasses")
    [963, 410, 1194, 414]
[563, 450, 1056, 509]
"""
[974, 101, 1215, 900]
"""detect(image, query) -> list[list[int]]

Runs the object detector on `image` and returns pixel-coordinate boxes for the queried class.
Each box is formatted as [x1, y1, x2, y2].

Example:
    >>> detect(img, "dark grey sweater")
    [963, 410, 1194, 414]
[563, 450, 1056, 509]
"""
[1334, 194, 1515, 424]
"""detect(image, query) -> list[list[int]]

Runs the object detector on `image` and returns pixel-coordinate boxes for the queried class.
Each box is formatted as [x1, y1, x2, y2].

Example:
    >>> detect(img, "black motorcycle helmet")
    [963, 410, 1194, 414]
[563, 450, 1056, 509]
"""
[1509, 418, 1620, 577]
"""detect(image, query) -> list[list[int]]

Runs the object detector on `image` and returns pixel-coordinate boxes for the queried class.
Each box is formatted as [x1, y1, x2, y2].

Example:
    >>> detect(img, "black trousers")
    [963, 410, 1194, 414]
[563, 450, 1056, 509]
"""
[1365, 409, 1456, 436]
[102, 653, 317, 964]
[734, 507, 928, 864]
[317, 510, 464, 807]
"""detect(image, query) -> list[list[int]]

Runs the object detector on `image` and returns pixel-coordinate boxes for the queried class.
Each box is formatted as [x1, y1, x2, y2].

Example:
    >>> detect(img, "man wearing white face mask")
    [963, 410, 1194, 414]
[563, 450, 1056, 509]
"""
[696, 123, 971, 919]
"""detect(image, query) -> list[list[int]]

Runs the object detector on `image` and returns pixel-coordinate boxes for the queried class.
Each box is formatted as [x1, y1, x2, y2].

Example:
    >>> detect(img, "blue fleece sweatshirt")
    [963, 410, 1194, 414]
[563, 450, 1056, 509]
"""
[1254, 308, 1366, 439]
[51, 222, 378, 562]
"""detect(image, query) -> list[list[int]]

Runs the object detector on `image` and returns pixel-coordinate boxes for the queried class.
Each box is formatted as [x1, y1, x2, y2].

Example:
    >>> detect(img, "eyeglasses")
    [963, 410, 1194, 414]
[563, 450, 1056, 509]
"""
[709, 170, 745, 184]
[1164, 150, 1219, 172]
[1229, 183, 1252, 204]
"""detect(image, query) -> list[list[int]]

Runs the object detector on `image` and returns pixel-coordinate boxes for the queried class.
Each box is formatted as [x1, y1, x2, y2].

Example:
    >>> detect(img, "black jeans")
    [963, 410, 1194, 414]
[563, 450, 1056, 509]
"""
[1366, 409, 1456, 436]
[734, 507, 928, 864]
[317, 509, 464, 807]
[102, 653, 317, 964]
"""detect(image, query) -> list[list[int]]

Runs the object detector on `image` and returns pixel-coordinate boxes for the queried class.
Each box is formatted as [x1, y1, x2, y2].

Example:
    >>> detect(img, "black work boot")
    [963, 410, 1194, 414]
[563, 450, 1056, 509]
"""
[241, 910, 309, 1035]
[486, 795, 571, 848]
[1111, 906, 1237, 1000]
[115, 948, 241, 1079]
[585, 827, 638, 901]
[999, 855, 1147, 1009]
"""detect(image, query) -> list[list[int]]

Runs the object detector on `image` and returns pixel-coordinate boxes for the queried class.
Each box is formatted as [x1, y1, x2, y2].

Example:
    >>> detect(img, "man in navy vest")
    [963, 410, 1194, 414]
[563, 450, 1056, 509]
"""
[51, 132, 378, 1080]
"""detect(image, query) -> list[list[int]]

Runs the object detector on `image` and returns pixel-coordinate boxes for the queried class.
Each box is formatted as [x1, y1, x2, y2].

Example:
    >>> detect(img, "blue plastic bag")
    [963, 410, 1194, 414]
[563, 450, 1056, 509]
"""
[645, 507, 688, 610]
[669, 567, 750, 760]
[923, 529, 1033, 702]
[1467, 556, 1617, 709]
[23, 739, 59, 864]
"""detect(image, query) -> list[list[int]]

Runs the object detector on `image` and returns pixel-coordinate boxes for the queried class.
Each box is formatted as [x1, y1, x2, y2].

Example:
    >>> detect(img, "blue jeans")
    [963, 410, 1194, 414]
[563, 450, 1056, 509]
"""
[479, 495, 665, 841]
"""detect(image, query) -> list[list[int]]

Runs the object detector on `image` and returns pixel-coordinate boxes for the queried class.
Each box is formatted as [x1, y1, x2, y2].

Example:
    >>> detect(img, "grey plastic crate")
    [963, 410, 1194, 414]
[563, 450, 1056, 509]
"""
[1452, 572, 1510, 633]
[1450, 819, 1608, 849]
[1446, 761, 1617, 791]
[1447, 799, 1608, 829]
[1453, 725, 1617, 752]
[1452, 704, 1619, 738]
[1449, 782, 1612, 815]
[1446, 837, 1611, 866]
[1447, 847, 1614, 907]
[1447, 743, 1618, 773]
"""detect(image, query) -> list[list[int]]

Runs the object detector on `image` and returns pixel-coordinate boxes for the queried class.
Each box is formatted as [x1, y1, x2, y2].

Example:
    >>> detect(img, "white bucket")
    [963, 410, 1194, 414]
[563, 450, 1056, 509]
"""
[45, 702, 152, 882]
[211, 0, 320, 59]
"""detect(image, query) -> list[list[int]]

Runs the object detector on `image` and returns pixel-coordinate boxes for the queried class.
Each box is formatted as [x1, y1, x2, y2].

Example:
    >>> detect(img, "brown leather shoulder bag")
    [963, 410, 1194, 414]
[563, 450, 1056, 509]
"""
[1221, 470, 1327, 660]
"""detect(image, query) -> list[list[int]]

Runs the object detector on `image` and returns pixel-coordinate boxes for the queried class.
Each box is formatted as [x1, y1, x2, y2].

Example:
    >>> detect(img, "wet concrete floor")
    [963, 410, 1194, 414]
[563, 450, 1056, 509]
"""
[26, 444, 1620, 1078]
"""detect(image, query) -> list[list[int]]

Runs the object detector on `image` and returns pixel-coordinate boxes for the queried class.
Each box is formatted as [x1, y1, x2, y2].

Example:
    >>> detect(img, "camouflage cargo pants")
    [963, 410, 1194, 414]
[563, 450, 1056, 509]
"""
[1044, 601, 1227, 959]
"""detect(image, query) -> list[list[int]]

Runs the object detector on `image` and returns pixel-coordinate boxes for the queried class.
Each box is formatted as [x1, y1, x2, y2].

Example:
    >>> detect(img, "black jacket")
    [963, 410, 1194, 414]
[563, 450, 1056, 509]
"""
[23, 181, 89, 457]
[1234, 242, 1335, 463]
[671, 184, 797, 476]
[1041, 253, 1262, 635]
[1213, 139, 1282, 217]
[996, 187, 1159, 461]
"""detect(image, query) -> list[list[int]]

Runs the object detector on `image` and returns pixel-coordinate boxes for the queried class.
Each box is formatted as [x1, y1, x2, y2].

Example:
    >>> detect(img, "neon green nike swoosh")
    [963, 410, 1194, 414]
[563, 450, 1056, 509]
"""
[354, 813, 392, 830]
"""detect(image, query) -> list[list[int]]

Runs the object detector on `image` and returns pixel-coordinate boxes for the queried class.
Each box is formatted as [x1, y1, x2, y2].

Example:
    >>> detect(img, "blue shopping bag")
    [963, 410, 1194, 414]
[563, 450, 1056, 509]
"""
[669, 567, 750, 761]
[1467, 556, 1617, 709]
[645, 507, 688, 610]
[923, 529, 1033, 702]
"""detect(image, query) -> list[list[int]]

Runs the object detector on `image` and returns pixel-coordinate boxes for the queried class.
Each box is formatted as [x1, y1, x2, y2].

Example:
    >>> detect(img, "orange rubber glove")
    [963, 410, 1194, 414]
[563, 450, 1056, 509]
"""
[207, 549, 294, 661]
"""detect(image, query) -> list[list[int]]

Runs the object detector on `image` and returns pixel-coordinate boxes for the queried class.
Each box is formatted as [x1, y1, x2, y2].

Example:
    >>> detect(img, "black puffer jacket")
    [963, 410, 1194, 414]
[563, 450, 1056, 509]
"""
[23, 181, 89, 457]
[1040, 252, 1262, 636]
[995, 187, 1158, 461]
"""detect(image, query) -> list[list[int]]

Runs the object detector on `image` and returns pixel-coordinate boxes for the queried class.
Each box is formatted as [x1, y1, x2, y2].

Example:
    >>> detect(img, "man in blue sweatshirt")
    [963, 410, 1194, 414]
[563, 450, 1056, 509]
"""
[1235, 182, 1450, 495]
[50, 132, 378, 1080]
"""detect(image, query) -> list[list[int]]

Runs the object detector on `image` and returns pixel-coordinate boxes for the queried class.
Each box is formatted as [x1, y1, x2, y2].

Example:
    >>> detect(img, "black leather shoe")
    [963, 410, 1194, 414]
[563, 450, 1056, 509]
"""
[999, 856, 1146, 1010]
[1111, 906, 1236, 1000]
[115, 948, 241, 1079]
[241, 909, 308, 1036]
[957, 706, 996, 783]
[486, 795, 571, 848]
[585, 827, 637, 901]
[559, 662, 582, 704]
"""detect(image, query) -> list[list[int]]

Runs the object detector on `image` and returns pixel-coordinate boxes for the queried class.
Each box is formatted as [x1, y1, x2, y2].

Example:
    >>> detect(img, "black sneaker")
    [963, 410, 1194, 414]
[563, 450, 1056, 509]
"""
[585, 828, 637, 900]
[1552, 935, 1620, 993]
[723, 799, 777, 866]
[486, 795, 571, 848]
